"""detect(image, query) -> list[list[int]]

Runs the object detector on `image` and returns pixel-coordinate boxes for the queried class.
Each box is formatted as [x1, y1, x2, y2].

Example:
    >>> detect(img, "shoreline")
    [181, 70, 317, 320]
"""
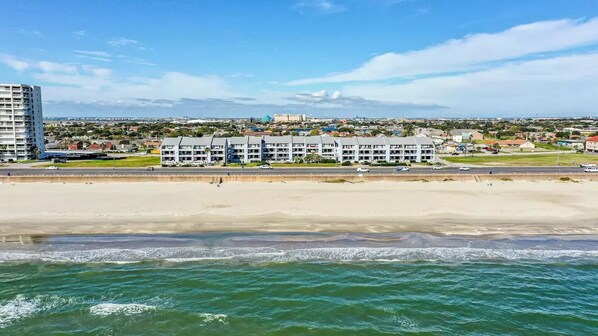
[1, 181, 597, 239]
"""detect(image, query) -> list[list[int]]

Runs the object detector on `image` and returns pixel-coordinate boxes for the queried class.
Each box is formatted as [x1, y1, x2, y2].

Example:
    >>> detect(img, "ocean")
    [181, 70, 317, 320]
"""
[0, 233, 597, 335]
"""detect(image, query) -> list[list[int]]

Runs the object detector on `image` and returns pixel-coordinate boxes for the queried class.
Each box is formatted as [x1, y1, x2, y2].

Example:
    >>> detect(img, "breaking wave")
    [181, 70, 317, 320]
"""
[0, 246, 596, 264]
[199, 313, 229, 325]
[89, 303, 157, 316]
[0, 295, 72, 328]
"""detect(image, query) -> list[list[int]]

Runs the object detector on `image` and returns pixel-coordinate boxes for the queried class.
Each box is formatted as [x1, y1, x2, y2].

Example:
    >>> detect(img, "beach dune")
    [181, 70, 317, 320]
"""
[0, 181, 597, 237]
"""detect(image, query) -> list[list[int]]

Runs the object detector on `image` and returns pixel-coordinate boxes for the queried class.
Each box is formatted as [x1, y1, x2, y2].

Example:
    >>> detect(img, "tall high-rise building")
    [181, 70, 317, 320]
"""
[0, 84, 45, 161]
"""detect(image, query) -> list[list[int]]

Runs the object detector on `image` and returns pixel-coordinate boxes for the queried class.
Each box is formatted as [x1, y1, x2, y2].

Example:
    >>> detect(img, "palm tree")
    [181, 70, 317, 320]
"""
[204, 146, 211, 163]
[32, 147, 41, 160]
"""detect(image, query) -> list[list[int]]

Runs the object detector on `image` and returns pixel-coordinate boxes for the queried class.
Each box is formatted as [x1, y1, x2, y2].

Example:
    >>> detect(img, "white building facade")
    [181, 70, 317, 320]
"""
[0, 84, 45, 161]
[273, 114, 307, 123]
[161, 136, 435, 164]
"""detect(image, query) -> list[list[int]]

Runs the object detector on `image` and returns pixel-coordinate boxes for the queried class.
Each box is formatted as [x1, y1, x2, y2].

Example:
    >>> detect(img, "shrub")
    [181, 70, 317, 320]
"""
[323, 178, 350, 183]
[341, 161, 352, 166]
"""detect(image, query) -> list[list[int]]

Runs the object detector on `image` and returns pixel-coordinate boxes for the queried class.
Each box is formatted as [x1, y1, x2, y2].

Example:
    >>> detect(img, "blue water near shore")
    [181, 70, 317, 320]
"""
[1, 232, 597, 335]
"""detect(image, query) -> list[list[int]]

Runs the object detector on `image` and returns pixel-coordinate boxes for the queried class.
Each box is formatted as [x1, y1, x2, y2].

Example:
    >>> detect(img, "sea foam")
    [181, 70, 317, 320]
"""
[199, 313, 229, 325]
[89, 303, 157, 316]
[0, 246, 596, 264]
[0, 295, 70, 328]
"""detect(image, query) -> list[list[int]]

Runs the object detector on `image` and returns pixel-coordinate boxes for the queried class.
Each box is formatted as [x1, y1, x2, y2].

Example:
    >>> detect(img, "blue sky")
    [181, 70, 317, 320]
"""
[1, 0, 598, 118]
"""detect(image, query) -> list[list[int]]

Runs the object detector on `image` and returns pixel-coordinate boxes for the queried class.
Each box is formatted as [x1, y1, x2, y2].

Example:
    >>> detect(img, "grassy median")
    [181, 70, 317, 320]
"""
[444, 153, 598, 166]
[36, 156, 160, 168]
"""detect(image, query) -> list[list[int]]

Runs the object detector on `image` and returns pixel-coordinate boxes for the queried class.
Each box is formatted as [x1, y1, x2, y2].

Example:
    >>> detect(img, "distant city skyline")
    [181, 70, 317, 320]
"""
[1, 0, 598, 118]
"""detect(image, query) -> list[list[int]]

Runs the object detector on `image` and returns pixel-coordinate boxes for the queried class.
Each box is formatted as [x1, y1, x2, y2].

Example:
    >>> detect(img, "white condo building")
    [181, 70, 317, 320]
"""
[161, 136, 435, 165]
[0, 84, 45, 161]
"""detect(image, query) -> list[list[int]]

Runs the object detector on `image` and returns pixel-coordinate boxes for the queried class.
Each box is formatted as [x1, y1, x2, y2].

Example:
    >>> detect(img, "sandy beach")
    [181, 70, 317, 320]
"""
[0, 181, 597, 237]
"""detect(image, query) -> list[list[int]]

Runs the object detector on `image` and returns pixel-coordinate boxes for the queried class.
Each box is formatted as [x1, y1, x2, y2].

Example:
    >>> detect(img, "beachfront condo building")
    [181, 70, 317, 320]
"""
[273, 114, 307, 123]
[161, 136, 435, 165]
[0, 84, 45, 161]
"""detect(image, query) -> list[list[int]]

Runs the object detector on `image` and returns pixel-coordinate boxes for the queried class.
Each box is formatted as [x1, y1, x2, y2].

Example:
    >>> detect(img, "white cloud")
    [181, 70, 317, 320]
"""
[230, 72, 254, 78]
[73, 50, 112, 62]
[16, 28, 44, 38]
[74, 50, 111, 58]
[293, 0, 346, 14]
[0, 54, 30, 71]
[0, 53, 231, 105]
[343, 53, 598, 116]
[107, 37, 140, 47]
[116, 55, 155, 66]
[73, 30, 86, 38]
[290, 17, 598, 84]
[36, 61, 78, 74]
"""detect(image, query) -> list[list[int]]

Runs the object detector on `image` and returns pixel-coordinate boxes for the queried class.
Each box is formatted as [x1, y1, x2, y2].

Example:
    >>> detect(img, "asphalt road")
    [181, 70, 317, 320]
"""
[0, 166, 590, 176]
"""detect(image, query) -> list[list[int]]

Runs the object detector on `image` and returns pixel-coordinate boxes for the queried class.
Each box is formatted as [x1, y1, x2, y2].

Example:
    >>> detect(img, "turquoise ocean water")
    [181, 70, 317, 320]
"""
[0, 233, 597, 335]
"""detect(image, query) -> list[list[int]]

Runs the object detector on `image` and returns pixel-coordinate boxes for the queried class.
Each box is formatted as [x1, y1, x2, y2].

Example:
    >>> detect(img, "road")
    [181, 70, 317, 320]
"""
[0, 166, 590, 176]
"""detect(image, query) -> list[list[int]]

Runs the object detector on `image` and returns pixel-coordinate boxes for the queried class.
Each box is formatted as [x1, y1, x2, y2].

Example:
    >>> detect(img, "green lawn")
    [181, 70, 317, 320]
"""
[533, 143, 562, 151]
[444, 153, 598, 166]
[36, 156, 160, 168]
[226, 162, 342, 168]
[226, 162, 263, 167]
[270, 163, 340, 167]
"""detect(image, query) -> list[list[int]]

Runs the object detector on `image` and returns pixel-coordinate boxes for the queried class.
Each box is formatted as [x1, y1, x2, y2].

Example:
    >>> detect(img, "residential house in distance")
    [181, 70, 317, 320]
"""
[556, 139, 586, 150]
[450, 129, 484, 142]
[585, 136, 598, 152]
[161, 136, 435, 165]
[67, 141, 83, 150]
[492, 139, 536, 150]
[143, 140, 162, 149]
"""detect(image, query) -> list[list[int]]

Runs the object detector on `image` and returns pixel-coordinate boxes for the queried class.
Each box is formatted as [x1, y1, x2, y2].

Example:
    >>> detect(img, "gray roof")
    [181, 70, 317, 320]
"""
[356, 137, 387, 145]
[212, 138, 227, 145]
[264, 135, 293, 143]
[180, 137, 212, 146]
[414, 137, 434, 145]
[292, 136, 306, 143]
[161, 137, 182, 146]
[228, 136, 248, 145]
[305, 136, 322, 144]
[248, 136, 262, 144]
[450, 129, 480, 136]
[387, 137, 416, 145]
[320, 136, 336, 144]
[337, 137, 358, 145]
[162, 136, 434, 148]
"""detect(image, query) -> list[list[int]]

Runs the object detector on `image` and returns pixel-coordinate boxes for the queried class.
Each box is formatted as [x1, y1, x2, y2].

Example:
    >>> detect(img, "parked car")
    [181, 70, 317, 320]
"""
[459, 167, 471, 171]
[46, 166, 59, 170]
[580, 163, 597, 168]
[259, 165, 273, 170]
[491, 151, 499, 154]
[584, 167, 598, 173]
[396, 166, 410, 172]
[451, 152, 459, 156]
[356, 167, 370, 173]
[432, 166, 444, 170]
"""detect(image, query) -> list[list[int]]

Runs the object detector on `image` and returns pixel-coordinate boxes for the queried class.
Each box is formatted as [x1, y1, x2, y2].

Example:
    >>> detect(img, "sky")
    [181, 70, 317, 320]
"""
[1, 0, 598, 118]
